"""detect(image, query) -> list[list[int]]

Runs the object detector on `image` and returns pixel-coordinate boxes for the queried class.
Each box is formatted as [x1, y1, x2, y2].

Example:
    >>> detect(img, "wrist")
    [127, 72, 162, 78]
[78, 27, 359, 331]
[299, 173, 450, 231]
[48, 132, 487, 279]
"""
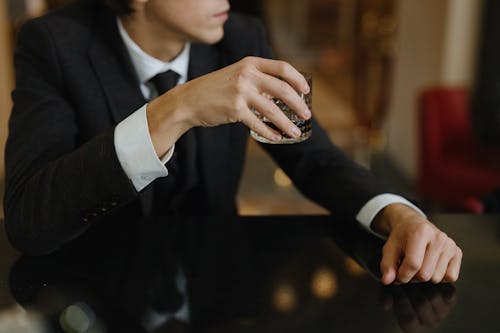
[371, 203, 422, 235]
[146, 90, 192, 157]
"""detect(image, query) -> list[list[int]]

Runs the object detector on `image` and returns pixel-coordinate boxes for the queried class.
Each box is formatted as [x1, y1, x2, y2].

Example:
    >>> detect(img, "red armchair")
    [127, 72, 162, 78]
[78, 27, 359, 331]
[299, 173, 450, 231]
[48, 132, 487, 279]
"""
[418, 87, 500, 211]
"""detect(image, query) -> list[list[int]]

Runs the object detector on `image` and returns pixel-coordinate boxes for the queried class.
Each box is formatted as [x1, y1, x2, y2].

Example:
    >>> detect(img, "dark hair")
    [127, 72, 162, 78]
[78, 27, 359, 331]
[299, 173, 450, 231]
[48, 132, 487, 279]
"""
[105, 0, 134, 16]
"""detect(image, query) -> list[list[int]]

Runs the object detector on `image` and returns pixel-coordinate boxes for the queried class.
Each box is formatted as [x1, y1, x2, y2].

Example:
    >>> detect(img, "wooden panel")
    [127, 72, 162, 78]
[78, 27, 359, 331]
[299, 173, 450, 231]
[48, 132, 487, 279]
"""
[1, 0, 14, 215]
[307, 0, 340, 47]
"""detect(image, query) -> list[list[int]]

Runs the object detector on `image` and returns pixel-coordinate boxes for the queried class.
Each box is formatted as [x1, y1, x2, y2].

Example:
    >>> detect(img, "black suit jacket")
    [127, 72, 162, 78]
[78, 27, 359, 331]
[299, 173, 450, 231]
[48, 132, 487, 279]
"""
[4, 0, 388, 254]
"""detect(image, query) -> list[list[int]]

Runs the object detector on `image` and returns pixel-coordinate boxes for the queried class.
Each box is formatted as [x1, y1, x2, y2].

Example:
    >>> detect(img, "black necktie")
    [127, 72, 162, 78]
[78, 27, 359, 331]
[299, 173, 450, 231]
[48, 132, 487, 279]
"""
[149, 70, 182, 179]
[149, 70, 180, 96]
[148, 70, 197, 213]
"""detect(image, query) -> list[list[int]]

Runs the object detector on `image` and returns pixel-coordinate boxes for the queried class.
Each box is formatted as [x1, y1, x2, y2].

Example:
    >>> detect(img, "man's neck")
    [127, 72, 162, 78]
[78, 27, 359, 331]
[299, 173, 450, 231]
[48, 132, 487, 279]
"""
[120, 16, 186, 62]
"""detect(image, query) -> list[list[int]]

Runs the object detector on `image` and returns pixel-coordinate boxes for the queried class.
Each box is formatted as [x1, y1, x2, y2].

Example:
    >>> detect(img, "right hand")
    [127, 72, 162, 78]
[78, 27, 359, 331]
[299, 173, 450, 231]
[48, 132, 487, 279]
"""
[147, 56, 311, 156]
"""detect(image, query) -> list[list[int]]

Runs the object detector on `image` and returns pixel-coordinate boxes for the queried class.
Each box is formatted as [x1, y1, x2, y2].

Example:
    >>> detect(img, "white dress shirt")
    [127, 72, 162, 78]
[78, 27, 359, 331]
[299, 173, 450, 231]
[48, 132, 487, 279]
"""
[114, 19, 189, 191]
[113, 19, 424, 234]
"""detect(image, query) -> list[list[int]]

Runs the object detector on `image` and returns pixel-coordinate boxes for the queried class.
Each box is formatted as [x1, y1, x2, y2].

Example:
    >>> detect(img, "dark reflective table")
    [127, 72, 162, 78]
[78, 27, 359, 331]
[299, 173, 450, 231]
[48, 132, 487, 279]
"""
[0, 214, 499, 332]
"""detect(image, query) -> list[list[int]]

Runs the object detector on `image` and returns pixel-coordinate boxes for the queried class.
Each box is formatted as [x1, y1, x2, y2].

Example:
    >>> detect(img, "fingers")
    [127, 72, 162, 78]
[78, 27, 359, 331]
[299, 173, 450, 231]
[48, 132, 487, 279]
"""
[255, 71, 311, 120]
[396, 234, 427, 283]
[443, 247, 462, 283]
[248, 92, 301, 139]
[239, 107, 282, 143]
[380, 240, 402, 285]
[414, 233, 448, 282]
[252, 57, 310, 94]
[430, 239, 456, 283]
[227, 57, 311, 139]
[183, 57, 311, 132]
[384, 220, 463, 285]
[423, 236, 462, 284]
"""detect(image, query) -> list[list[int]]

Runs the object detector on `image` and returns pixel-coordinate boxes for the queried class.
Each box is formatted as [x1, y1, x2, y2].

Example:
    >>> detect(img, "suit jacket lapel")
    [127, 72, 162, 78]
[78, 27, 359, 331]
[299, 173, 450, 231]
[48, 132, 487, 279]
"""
[88, 5, 146, 124]
[88, 9, 232, 213]
[188, 43, 232, 212]
[87, 5, 151, 214]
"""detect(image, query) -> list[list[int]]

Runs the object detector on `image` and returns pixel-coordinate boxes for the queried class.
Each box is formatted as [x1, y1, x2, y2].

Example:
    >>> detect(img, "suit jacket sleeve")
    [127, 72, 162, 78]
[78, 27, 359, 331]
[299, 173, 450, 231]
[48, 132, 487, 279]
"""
[4, 19, 138, 254]
[251, 20, 390, 217]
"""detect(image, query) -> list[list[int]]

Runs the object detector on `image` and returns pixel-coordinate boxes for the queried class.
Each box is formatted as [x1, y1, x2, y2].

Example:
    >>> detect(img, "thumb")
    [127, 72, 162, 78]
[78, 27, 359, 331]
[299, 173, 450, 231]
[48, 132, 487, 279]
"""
[380, 240, 402, 285]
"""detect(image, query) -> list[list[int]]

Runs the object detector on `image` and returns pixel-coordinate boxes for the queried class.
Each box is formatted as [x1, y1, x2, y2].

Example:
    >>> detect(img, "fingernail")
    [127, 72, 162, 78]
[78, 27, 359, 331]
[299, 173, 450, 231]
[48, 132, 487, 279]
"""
[273, 133, 282, 141]
[292, 127, 301, 138]
[303, 83, 310, 94]
[304, 108, 311, 118]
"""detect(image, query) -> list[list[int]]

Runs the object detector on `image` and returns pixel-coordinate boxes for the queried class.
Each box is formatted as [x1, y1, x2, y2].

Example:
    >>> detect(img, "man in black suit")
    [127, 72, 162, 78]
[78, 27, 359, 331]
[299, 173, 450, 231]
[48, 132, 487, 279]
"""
[4, 0, 462, 285]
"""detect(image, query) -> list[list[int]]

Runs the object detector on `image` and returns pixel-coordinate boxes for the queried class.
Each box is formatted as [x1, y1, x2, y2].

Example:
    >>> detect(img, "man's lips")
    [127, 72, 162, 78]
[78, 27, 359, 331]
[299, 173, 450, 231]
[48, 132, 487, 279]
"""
[213, 9, 229, 19]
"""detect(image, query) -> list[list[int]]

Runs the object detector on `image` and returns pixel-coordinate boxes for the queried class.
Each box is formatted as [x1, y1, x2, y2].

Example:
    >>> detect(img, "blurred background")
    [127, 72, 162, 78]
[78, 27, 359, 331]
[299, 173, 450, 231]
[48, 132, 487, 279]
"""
[1, 0, 500, 217]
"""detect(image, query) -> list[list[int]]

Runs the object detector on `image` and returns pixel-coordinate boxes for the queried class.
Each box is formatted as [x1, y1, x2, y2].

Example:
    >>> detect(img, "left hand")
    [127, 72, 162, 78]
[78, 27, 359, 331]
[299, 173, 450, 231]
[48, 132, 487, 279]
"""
[372, 204, 463, 285]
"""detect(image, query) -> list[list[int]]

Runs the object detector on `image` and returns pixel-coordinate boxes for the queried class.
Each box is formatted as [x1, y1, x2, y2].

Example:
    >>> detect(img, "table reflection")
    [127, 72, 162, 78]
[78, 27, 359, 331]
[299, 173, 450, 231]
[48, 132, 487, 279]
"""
[6, 215, 459, 332]
[381, 284, 457, 333]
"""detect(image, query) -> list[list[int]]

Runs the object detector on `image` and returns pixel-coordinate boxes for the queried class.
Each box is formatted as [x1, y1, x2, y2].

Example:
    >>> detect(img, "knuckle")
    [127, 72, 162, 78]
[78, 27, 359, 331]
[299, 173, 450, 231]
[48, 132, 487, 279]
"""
[241, 56, 256, 66]
[405, 257, 421, 271]
[265, 106, 280, 120]
[235, 71, 251, 90]
[412, 223, 425, 236]
[417, 270, 432, 282]
[278, 80, 291, 95]
[420, 222, 433, 233]
[445, 239, 457, 252]
[448, 238, 457, 248]
[233, 97, 247, 116]
[433, 232, 449, 250]
[240, 64, 253, 77]
[436, 231, 448, 244]
[277, 60, 291, 74]
[234, 81, 246, 96]
[250, 115, 263, 130]
[241, 56, 252, 63]
[249, 120, 260, 132]
[414, 222, 433, 238]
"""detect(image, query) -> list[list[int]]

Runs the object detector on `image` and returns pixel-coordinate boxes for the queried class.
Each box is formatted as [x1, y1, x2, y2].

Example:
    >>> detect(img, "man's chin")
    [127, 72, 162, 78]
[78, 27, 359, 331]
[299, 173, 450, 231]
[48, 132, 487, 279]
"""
[190, 29, 224, 45]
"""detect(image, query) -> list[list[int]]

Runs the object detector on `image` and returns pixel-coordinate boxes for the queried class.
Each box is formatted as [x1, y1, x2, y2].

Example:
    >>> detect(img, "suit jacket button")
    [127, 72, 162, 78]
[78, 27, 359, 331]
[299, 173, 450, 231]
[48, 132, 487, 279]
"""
[82, 217, 89, 223]
[101, 207, 108, 212]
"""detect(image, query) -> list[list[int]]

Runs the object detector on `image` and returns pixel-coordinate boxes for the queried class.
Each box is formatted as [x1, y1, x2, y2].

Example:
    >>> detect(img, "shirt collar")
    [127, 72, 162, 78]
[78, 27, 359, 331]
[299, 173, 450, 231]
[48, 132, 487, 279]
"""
[117, 18, 190, 85]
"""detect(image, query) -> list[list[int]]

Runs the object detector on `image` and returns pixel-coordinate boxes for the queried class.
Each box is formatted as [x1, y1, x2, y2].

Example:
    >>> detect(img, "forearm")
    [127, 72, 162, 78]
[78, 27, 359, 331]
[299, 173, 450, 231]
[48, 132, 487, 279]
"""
[262, 120, 388, 217]
[4, 130, 137, 255]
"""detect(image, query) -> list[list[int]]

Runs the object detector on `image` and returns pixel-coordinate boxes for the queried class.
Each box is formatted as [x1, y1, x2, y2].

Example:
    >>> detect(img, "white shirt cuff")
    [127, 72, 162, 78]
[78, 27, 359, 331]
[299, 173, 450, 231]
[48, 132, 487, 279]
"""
[356, 194, 426, 238]
[160, 143, 175, 164]
[114, 104, 174, 192]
